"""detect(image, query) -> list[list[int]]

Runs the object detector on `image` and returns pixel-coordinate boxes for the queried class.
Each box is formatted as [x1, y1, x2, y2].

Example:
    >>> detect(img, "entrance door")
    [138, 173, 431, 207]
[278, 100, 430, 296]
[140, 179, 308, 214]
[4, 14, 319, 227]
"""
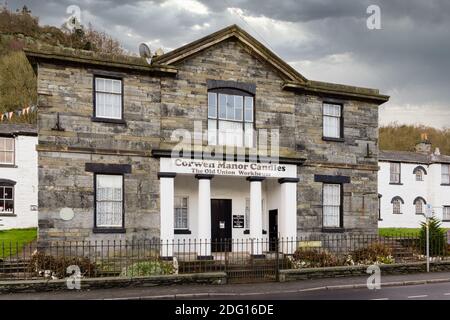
[269, 209, 278, 252]
[211, 199, 232, 252]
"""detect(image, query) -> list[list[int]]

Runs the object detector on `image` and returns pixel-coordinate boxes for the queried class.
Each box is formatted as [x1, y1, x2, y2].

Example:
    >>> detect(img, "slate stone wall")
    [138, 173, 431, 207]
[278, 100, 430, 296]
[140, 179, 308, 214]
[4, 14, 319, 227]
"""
[35, 37, 379, 243]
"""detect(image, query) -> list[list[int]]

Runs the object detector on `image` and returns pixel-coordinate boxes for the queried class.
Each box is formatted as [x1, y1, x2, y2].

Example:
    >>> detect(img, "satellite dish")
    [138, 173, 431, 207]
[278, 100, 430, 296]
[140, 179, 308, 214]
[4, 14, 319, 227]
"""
[139, 42, 152, 63]
[154, 48, 164, 57]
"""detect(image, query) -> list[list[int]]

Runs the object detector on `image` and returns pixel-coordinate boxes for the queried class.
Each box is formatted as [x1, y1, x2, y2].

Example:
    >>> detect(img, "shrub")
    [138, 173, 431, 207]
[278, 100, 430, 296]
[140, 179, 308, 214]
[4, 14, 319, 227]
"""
[27, 251, 96, 278]
[419, 217, 446, 256]
[291, 248, 340, 268]
[350, 242, 395, 265]
[120, 260, 175, 277]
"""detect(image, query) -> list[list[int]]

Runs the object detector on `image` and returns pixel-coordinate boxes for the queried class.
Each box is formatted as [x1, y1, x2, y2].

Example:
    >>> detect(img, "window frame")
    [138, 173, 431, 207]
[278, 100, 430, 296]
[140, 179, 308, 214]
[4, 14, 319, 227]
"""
[174, 196, 189, 231]
[93, 173, 125, 231]
[322, 183, 343, 229]
[441, 164, 450, 185]
[0, 137, 15, 166]
[0, 185, 14, 215]
[92, 75, 125, 124]
[389, 162, 402, 184]
[322, 102, 344, 141]
[391, 196, 404, 214]
[207, 88, 255, 148]
[443, 206, 450, 222]
[414, 197, 426, 215]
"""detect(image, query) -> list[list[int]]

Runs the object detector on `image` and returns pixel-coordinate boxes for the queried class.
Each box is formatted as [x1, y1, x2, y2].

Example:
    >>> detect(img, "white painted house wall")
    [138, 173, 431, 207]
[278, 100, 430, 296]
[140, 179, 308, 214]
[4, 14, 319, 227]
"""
[0, 135, 38, 230]
[378, 160, 450, 228]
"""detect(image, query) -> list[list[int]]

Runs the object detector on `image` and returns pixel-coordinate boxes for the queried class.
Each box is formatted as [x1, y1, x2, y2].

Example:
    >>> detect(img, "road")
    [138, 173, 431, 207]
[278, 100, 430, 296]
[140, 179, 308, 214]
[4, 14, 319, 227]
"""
[181, 282, 450, 300]
[2, 271, 450, 300]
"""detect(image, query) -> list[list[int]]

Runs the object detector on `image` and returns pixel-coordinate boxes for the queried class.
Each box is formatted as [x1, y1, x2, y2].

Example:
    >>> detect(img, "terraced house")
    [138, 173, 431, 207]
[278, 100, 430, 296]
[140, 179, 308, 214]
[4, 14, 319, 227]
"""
[25, 25, 388, 257]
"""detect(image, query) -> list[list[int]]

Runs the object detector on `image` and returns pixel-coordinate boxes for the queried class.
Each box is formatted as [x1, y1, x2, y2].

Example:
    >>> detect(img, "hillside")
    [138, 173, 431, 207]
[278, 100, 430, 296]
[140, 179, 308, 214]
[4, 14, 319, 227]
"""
[379, 124, 450, 155]
[0, 5, 125, 123]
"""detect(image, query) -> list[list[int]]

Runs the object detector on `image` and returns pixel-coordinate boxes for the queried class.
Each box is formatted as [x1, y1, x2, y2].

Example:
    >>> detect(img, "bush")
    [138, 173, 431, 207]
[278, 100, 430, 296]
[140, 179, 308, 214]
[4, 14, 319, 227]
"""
[27, 251, 96, 278]
[419, 217, 446, 256]
[290, 249, 340, 268]
[350, 242, 395, 265]
[120, 260, 175, 277]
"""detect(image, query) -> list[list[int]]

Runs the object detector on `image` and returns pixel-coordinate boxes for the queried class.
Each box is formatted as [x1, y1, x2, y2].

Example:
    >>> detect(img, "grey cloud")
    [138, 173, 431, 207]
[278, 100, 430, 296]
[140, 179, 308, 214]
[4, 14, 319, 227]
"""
[5, 0, 450, 128]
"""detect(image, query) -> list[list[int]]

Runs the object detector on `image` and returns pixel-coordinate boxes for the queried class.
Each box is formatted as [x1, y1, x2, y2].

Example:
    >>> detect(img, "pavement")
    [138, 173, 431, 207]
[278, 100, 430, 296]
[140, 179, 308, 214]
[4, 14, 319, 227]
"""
[2, 271, 450, 300]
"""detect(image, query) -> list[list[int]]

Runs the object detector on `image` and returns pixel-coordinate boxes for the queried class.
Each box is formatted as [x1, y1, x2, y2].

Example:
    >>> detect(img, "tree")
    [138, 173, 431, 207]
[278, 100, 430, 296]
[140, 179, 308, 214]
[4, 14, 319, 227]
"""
[0, 50, 36, 115]
[419, 217, 446, 256]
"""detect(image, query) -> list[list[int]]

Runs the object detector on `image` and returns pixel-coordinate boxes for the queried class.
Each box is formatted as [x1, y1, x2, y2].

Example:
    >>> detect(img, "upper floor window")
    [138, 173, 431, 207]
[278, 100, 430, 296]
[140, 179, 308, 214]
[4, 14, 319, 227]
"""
[415, 170, 423, 181]
[94, 77, 123, 120]
[390, 162, 401, 184]
[323, 183, 341, 228]
[207, 90, 254, 148]
[413, 166, 427, 182]
[0, 185, 14, 214]
[442, 164, 450, 185]
[323, 103, 342, 139]
[174, 196, 189, 230]
[0, 137, 14, 165]
[95, 174, 123, 228]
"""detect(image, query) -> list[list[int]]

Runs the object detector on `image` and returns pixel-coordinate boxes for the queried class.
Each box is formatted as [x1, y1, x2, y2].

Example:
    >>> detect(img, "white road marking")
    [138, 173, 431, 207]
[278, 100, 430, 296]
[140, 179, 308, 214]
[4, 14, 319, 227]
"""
[407, 295, 428, 299]
[371, 298, 389, 300]
[443, 293, 450, 296]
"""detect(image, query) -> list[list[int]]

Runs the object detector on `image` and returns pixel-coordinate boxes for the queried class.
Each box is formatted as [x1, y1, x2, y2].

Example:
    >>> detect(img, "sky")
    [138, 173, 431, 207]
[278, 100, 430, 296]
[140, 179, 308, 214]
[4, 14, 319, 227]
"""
[6, 0, 450, 129]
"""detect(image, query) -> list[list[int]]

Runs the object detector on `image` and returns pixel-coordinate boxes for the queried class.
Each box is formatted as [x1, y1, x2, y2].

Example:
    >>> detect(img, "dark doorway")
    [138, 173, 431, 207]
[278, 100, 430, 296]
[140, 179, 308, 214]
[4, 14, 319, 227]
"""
[211, 199, 232, 252]
[269, 209, 278, 252]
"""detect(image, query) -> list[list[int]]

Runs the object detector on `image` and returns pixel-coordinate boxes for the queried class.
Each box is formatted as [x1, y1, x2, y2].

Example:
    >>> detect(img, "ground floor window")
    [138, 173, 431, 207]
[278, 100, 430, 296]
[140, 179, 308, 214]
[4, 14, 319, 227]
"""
[323, 184, 341, 228]
[174, 196, 189, 230]
[443, 206, 450, 221]
[414, 197, 426, 215]
[95, 174, 123, 228]
[0, 185, 14, 214]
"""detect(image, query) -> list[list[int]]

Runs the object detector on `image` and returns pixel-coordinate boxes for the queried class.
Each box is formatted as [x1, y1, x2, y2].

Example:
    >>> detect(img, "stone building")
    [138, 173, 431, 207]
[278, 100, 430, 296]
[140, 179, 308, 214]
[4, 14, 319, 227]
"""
[26, 25, 388, 256]
[0, 124, 38, 230]
[378, 135, 450, 228]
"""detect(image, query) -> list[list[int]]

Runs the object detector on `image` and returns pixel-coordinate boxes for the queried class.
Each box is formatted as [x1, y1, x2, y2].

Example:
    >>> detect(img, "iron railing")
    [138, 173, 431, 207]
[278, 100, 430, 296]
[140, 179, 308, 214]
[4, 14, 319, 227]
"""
[0, 234, 448, 282]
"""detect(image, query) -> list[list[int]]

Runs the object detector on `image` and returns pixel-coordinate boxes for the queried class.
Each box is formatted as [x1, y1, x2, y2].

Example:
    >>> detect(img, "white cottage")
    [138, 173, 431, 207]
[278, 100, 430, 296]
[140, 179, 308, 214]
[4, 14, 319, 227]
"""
[0, 124, 38, 230]
[378, 135, 450, 228]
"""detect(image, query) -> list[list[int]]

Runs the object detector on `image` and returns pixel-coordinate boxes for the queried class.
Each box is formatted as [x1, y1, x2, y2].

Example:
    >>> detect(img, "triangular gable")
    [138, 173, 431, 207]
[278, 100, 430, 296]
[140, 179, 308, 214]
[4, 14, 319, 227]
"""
[153, 24, 307, 83]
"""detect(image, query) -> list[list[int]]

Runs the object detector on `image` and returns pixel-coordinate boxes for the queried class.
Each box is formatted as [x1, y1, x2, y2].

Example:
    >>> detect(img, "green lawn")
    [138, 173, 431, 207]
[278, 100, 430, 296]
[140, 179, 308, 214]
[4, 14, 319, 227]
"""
[379, 227, 450, 237]
[0, 228, 37, 259]
[379, 228, 421, 237]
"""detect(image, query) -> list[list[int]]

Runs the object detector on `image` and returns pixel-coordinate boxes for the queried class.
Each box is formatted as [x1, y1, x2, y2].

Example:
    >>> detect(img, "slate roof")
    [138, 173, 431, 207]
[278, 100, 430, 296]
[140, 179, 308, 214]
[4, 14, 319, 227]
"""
[379, 150, 450, 164]
[0, 124, 37, 136]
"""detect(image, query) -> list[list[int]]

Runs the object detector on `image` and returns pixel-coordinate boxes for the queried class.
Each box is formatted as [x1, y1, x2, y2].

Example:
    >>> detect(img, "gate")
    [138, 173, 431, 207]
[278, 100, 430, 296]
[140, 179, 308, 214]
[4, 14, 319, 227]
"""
[224, 238, 281, 284]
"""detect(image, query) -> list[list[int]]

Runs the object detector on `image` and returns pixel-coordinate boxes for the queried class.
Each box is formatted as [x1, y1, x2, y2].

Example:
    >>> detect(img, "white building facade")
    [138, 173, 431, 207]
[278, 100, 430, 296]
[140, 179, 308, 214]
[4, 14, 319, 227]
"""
[378, 139, 450, 228]
[0, 124, 38, 230]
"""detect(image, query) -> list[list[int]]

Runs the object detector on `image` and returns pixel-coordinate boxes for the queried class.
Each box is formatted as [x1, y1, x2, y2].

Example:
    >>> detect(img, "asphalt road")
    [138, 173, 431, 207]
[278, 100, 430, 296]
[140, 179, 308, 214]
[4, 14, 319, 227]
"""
[3, 272, 450, 300]
[181, 282, 450, 300]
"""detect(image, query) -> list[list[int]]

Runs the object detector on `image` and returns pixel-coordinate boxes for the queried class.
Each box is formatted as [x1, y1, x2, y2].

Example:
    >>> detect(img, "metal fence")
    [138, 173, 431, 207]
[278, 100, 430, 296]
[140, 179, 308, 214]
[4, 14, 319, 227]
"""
[0, 234, 448, 283]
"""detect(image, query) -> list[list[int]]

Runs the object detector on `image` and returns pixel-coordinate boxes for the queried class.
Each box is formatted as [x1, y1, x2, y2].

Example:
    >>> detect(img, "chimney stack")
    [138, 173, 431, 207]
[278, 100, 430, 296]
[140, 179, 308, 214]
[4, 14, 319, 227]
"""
[415, 133, 432, 154]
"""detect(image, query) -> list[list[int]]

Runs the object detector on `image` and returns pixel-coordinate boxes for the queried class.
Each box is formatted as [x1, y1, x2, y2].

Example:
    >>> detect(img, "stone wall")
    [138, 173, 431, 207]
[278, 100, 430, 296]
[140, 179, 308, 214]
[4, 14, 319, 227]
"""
[35, 36, 380, 243]
[36, 63, 163, 242]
